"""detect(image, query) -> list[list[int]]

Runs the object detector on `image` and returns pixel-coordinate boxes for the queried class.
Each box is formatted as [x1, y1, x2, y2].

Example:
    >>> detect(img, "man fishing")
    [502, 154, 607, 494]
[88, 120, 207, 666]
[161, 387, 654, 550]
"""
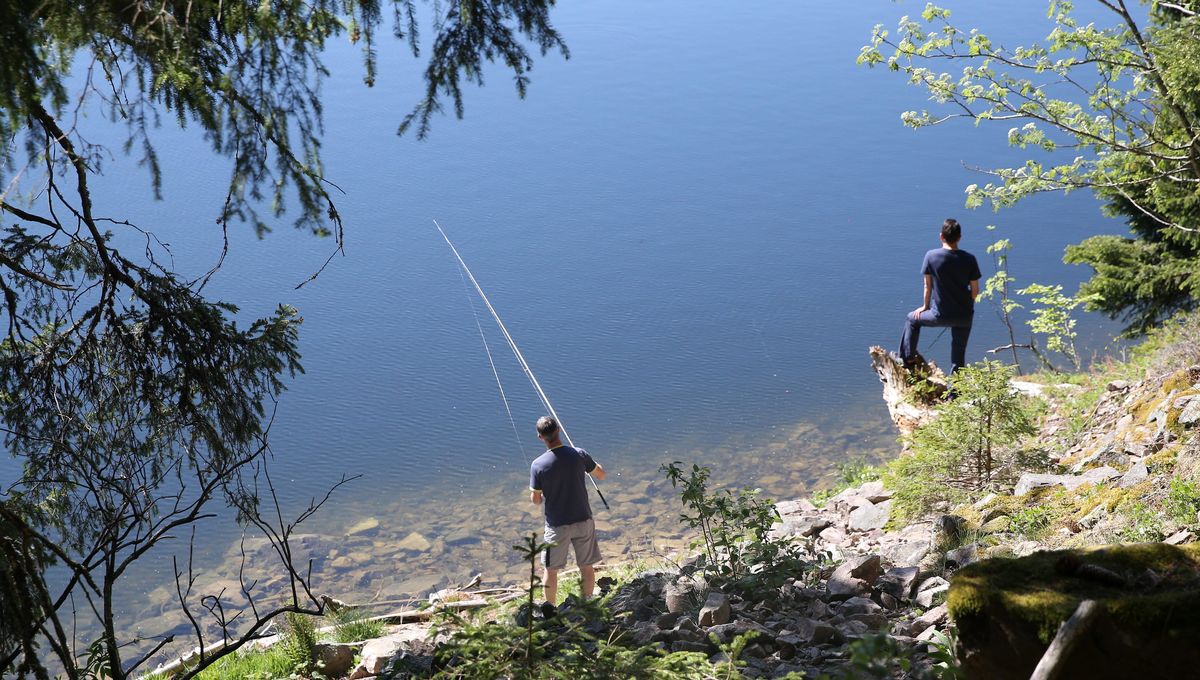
[529, 415, 605, 610]
[898, 218, 981, 375]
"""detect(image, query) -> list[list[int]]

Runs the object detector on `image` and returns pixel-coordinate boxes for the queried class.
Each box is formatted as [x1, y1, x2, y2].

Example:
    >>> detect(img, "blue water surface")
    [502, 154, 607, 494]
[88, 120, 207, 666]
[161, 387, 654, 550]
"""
[7, 0, 1131, 611]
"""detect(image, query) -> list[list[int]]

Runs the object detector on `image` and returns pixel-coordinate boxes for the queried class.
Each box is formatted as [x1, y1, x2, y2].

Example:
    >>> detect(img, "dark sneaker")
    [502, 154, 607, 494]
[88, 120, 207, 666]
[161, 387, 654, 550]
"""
[540, 600, 557, 620]
[513, 602, 533, 627]
[596, 576, 616, 596]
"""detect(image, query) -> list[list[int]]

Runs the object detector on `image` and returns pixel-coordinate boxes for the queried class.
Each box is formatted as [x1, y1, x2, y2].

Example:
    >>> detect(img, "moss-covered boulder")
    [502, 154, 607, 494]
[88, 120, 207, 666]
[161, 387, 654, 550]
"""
[949, 543, 1200, 680]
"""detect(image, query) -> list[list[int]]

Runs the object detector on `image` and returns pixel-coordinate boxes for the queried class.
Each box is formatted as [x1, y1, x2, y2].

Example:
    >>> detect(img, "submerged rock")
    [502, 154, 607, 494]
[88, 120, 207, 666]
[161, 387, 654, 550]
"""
[396, 531, 432, 552]
[345, 517, 381, 536]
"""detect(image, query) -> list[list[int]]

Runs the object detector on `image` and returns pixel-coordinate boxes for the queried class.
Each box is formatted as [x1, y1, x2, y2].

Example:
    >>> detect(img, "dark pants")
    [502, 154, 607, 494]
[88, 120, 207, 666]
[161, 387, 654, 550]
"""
[899, 311, 973, 374]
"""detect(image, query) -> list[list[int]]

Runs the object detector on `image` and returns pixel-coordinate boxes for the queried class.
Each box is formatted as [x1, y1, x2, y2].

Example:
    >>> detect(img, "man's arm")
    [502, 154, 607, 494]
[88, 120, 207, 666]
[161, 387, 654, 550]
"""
[970, 279, 980, 300]
[590, 462, 606, 481]
[530, 489, 542, 505]
[912, 274, 933, 317]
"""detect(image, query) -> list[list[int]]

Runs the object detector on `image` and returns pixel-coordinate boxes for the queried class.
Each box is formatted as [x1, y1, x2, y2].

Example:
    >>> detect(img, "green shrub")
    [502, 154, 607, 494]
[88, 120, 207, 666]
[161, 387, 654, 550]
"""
[279, 611, 320, 676]
[841, 631, 964, 679]
[1166, 477, 1200, 526]
[194, 646, 295, 680]
[661, 462, 809, 592]
[1008, 506, 1054, 540]
[1117, 502, 1167, 543]
[888, 361, 1039, 521]
[327, 608, 386, 643]
[882, 446, 972, 521]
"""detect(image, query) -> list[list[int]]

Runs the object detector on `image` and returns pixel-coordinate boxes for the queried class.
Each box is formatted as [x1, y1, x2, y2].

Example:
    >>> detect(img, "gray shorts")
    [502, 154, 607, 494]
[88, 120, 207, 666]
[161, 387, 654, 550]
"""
[543, 518, 602, 570]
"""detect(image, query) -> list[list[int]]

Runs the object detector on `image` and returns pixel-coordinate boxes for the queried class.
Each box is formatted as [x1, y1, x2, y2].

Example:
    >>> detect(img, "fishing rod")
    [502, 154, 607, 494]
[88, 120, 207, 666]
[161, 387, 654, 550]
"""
[434, 219, 609, 511]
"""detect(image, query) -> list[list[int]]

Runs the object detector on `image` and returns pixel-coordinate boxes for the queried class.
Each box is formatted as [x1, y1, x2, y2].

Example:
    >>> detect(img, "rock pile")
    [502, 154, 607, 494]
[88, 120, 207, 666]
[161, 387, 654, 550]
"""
[597, 479, 970, 678]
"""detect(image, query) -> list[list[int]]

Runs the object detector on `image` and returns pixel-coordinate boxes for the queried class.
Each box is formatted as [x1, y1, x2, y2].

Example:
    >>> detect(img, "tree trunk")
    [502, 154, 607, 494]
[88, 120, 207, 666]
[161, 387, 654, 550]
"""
[867, 346, 947, 439]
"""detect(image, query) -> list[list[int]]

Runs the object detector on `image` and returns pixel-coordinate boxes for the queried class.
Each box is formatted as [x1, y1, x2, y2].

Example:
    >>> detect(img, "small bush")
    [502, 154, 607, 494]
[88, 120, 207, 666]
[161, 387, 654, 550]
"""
[328, 608, 385, 643]
[1117, 502, 1167, 543]
[888, 361, 1039, 521]
[279, 611, 320, 676]
[1008, 506, 1054, 540]
[1166, 477, 1200, 525]
[194, 646, 294, 680]
[661, 462, 809, 592]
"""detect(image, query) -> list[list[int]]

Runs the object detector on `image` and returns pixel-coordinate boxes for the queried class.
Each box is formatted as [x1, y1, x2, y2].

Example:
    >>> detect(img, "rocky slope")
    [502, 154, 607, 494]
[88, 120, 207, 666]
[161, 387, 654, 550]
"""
[170, 324, 1200, 679]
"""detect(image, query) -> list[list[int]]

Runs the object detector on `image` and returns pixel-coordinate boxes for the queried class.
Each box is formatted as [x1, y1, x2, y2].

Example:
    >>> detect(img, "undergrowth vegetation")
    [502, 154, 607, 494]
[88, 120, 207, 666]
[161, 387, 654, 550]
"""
[661, 461, 809, 593]
[886, 361, 1042, 520]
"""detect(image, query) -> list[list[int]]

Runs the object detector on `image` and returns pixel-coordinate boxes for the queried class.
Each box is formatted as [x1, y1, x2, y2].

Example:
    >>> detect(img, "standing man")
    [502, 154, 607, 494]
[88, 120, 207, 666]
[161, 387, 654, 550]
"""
[529, 416, 605, 608]
[899, 218, 982, 375]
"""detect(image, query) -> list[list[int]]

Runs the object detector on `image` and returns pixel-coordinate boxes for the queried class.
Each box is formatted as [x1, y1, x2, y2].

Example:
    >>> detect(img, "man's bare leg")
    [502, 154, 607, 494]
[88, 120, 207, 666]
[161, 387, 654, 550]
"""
[543, 567, 558, 605]
[580, 564, 596, 599]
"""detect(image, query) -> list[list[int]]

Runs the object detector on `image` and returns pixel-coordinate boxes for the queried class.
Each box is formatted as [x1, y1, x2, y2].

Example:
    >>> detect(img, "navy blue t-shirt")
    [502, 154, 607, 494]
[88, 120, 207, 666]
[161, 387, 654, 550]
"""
[922, 248, 982, 319]
[530, 445, 596, 528]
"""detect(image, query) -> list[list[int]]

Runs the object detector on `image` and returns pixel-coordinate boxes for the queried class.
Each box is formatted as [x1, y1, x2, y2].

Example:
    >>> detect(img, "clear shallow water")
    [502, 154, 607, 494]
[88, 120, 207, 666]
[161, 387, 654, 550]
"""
[5, 0, 1130, 648]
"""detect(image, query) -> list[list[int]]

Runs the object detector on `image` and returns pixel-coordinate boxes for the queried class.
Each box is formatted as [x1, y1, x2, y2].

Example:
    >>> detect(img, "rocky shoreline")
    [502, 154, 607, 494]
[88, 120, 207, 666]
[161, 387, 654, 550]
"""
[154, 327, 1200, 679]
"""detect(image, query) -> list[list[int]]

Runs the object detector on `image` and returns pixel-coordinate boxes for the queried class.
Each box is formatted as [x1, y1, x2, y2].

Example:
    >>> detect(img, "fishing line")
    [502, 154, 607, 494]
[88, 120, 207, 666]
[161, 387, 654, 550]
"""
[435, 219, 609, 510]
[456, 262, 527, 459]
[926, 326, 949, 350]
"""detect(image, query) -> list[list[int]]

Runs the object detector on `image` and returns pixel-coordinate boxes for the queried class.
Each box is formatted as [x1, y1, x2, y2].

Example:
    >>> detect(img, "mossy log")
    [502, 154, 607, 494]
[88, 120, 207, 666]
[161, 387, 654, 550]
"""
[949, 543, 1200, 680]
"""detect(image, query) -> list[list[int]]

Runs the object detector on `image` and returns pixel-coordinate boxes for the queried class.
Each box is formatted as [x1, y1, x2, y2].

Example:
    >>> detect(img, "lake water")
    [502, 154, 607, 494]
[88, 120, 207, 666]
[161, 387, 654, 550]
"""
[7, 0, 1130, 651]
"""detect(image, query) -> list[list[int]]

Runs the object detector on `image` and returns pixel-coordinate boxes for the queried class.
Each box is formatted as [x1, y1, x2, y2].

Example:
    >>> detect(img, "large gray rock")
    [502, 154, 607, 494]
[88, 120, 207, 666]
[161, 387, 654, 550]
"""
[818, 525, 848, 546]
[879, 539, 931, 568]
[316, 643, 358, 678]
[1013, 467, 1120, 496]
[909, 604, 948, 636]
[827, 555, 882, 599]
[1119, 461, 1149, 488]
[776, 499, 817, 516]
[876, 566, 920, 600]
[775, 617, 820, 642]
[1069, 445, 1127, 473]
[698, 592, 731, 626]
[349, 624, 433, 679]
[1078, 504, 1107, 529]
[1165, 529, 1195, 545]
[858, 480, 892, 503]
[838, 596, 882, 617]
[1180, 397, 1200, 426]
[784, 516, 833, 538]
[707, 619, 772, 644]
[915, 577, 950, 608]
[848, 500, 892, 532]
[944, 544, 978, 569]
[828, 486, 866, 509]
